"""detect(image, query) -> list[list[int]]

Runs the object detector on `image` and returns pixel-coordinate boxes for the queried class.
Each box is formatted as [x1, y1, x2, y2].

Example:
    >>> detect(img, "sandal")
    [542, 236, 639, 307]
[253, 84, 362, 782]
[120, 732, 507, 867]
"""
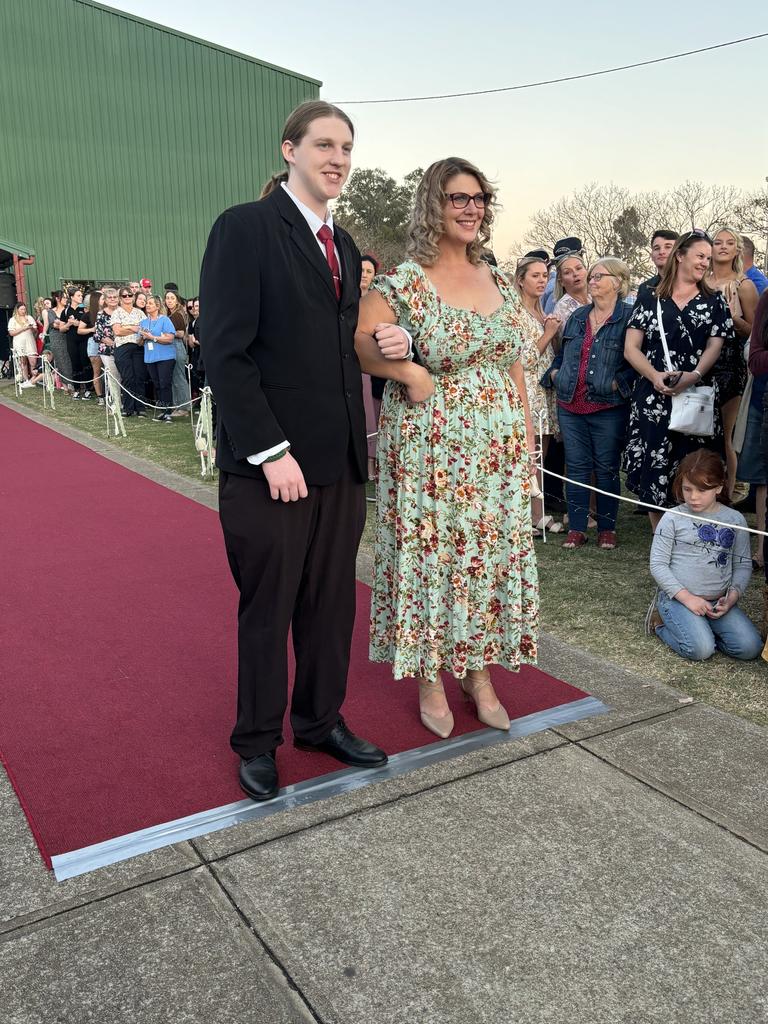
[562, 530, 588, 549]
[597, 530, 617, 550]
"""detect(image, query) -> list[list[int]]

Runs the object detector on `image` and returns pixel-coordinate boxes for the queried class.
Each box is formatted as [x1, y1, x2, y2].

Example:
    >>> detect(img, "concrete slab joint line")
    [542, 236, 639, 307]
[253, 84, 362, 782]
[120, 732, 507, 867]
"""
[581, 703, 768, 853]
[0, 870, 316, 1023]
[207, 862, 326, 1024]
[213, 744, 768, 1024]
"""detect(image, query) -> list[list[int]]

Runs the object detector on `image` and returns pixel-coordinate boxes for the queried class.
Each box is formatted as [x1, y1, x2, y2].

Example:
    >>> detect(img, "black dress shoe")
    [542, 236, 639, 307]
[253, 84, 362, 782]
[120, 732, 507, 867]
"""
[295, 718, 388, 768]
[239, 751, 279, 802]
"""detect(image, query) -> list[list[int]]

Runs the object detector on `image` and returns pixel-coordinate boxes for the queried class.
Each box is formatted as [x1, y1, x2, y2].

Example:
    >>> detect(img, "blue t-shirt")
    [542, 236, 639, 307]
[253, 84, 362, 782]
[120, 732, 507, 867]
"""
[745, 265, 768, 296]
[140, 316, 177, 362]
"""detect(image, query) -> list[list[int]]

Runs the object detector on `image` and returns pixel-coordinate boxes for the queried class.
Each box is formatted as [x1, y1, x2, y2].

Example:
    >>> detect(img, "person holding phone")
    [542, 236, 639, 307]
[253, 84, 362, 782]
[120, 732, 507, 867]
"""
[624, 230, 735, 530]
[647, 449, 760, 661]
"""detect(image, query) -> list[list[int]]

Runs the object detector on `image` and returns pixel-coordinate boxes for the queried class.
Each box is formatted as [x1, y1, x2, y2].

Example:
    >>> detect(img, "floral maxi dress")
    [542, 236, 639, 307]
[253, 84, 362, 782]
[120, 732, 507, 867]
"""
[369, 261, 539, 681]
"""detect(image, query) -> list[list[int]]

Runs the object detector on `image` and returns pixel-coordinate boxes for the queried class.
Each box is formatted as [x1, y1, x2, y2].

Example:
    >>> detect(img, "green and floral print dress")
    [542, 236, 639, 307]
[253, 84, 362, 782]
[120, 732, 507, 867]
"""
[369, 260, 539, 681]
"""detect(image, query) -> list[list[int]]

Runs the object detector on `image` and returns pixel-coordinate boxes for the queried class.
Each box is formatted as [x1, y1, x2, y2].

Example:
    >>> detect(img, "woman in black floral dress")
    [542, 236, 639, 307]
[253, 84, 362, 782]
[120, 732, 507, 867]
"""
[623, 230, 735, 528]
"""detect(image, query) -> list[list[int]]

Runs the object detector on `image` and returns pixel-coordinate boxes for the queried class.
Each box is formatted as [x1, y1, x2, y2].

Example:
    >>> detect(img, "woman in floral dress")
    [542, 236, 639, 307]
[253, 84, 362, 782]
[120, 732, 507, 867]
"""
[624, 230, 735, 530]
[355, 158, 538, 740]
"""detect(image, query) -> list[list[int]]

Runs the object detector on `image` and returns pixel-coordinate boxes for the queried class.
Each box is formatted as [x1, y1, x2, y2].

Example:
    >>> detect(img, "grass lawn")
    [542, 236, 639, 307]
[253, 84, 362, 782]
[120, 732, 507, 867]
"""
[6, 382, 766, 726]
[4, 382, 214, 485]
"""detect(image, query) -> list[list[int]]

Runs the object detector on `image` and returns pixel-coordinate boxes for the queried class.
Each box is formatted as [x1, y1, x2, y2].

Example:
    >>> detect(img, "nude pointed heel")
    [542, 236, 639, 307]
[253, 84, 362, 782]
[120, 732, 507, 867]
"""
[460, 670, 510, 731]
[418, 679, 454, 739]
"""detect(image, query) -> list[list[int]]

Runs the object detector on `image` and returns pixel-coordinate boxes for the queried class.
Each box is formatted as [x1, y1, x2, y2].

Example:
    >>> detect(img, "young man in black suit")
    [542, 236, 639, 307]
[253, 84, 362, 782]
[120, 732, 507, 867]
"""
[199, 101, 409, 801]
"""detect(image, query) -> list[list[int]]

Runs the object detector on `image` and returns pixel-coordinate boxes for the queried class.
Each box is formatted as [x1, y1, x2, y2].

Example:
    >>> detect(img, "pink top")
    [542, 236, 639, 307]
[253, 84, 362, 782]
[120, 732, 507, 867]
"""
[557, 317, 614, 415]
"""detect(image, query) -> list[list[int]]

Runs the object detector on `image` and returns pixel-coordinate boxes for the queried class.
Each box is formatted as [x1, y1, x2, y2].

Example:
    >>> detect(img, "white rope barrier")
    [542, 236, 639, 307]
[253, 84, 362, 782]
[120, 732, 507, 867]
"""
[11, 352, 25, 395]
[193, 387, 215, 477]
[539, 464, 768, 540]
[42, 355, 56, 411]
[13, 363, 767, 548]
[104, 368, 126, 438]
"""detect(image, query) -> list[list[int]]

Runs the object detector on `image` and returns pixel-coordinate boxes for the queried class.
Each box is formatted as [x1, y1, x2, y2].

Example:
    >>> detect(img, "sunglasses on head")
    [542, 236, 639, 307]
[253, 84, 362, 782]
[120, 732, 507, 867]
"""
[680, 228, 712, 244]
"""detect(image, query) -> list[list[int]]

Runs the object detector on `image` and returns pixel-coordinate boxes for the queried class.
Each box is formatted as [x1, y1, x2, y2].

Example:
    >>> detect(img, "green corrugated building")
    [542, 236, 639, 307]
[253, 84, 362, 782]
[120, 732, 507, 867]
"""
[2, 0, 320, 305]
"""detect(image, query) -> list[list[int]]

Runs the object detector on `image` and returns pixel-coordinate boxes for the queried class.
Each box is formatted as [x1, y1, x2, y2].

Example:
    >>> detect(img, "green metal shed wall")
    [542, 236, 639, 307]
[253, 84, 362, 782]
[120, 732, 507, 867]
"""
[2, 0, 319, 300]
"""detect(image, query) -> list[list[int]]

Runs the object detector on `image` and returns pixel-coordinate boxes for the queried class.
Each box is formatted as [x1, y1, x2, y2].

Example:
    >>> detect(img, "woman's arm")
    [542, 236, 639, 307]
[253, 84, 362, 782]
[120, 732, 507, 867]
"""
[535, 316, 561, 355]
[624, 327, 672, 393]
[77, 319, 95, 335]
[355, 291, 431, 400]
[733, 278, 759, 338]
[507, 358, 536, 455]
[152, 332, 175, 344]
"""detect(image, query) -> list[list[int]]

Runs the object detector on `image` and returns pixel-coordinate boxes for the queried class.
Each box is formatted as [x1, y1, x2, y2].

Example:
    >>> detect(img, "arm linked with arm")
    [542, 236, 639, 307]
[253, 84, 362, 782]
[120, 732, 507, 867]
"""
[355, 290, 428, 394]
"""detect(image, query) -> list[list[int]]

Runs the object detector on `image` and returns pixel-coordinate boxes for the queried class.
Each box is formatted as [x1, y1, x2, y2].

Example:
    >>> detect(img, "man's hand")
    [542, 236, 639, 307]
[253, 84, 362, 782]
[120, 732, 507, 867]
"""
[374, 323, 410, 359]
[262, 452, 308, 502]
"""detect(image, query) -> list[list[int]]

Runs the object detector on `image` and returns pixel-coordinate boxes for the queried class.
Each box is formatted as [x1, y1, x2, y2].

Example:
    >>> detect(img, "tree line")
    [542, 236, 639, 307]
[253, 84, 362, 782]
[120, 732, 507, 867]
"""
[334, 169, 768, 281]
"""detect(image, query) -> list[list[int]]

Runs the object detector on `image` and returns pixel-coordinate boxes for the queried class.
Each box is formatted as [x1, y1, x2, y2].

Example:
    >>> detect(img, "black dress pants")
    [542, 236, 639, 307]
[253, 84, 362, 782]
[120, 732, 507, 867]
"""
[147, 358, 174, 408]
[66, 333, 89, 390]
[115, 343, 146, 414]
[219, 453, 366, 758]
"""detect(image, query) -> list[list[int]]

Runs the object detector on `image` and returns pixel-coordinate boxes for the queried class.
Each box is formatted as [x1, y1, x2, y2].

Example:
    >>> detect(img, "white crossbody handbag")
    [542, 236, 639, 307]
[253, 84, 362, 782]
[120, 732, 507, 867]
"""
[657, 299, 715, 437]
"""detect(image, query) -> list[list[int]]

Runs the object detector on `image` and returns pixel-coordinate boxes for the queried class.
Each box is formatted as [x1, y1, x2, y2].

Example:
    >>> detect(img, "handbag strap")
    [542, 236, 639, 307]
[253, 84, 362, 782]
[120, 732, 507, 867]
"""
[656, 298, 675, 374]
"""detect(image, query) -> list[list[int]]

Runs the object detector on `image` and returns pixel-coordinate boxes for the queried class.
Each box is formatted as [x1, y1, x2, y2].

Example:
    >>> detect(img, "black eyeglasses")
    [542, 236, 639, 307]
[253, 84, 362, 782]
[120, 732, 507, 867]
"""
[119, 292, 132, 298]
[680, 228, 712, 244]
[444, 192, 492, 210]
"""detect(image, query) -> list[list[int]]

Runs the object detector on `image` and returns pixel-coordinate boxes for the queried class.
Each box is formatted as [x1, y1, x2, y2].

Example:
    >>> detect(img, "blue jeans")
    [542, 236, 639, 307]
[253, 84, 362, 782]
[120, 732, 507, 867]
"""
[558, 404, 627, 533]
[656, 591, 763, 662]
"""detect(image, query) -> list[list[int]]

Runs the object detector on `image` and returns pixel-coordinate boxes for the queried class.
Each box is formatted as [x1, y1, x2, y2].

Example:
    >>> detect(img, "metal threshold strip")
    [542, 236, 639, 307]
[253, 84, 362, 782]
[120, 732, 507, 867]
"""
[51, 696, 608, 880]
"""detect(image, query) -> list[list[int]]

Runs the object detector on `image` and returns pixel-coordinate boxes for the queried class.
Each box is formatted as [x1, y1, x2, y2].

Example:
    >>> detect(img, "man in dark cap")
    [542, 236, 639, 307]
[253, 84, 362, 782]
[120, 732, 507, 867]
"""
[542, 238, 583, 314]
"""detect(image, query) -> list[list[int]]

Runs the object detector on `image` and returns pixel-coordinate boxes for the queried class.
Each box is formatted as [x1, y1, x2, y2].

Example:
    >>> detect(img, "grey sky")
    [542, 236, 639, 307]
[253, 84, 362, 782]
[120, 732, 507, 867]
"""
[110, 0, 768, 255]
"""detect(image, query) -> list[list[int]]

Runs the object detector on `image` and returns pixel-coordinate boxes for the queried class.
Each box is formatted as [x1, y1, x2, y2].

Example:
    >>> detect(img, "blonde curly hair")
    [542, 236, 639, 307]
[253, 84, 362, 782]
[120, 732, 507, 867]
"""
[405, 158, 497, 267]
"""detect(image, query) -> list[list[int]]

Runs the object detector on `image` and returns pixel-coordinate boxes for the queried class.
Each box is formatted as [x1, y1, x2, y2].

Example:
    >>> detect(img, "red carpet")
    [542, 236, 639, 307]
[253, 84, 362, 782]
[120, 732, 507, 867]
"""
[0, 403, 590, 868]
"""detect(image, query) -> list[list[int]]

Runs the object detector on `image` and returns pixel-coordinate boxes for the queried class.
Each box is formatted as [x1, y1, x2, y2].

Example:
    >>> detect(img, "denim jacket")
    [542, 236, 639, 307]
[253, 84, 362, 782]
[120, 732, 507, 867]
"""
[540, 298, 637, 405]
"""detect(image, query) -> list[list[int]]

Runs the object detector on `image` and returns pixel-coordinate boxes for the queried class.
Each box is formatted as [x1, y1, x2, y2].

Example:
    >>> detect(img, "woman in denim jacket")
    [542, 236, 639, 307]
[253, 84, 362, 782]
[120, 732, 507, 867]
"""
[542, 257, 636, 549]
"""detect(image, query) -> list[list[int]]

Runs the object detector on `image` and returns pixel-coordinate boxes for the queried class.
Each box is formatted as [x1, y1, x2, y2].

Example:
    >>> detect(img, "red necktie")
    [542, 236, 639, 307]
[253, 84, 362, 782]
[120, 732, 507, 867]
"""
[317, 224, 341, 300]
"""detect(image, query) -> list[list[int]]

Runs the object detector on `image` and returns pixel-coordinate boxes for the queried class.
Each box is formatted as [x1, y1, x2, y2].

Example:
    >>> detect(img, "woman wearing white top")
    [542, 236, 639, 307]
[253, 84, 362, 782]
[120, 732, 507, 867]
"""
[552, 254, 589, 340]
[8, 303, 38, 381]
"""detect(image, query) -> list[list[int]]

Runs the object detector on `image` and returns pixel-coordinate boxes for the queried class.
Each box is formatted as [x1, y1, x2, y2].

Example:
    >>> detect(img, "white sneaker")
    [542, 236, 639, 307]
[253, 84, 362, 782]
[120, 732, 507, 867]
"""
[97, 397, 105, 406]
[20, 380, 35, 389]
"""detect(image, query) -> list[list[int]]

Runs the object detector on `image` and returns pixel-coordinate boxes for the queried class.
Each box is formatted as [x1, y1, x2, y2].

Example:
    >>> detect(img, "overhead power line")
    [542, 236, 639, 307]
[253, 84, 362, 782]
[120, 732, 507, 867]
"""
[333, 32, 768, 105]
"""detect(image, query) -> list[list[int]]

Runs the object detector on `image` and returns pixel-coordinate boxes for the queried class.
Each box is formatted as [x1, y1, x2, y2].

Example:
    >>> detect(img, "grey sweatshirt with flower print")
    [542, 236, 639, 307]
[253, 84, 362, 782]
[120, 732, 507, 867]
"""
[650, 503, 753, 600]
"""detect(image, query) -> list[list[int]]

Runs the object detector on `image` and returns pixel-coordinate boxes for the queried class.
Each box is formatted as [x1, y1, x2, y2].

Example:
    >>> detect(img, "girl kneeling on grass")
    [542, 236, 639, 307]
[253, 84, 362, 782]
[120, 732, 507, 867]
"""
[647, 450, 761, 661]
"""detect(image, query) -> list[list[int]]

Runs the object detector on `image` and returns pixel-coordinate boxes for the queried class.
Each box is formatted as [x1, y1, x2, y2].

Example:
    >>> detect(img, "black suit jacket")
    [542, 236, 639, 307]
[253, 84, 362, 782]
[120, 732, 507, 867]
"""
[199, 187, 366, 485]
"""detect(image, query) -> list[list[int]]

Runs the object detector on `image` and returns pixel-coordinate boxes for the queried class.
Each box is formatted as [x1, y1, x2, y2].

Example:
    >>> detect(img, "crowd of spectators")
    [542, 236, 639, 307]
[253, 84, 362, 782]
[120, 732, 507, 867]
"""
[4, 229, 767, 663]
[10, 280, 202, 421]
